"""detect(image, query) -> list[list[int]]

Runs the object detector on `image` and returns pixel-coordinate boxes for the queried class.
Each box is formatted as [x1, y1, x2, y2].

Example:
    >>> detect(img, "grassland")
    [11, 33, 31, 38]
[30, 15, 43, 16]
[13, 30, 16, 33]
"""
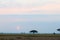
[0, 34, 60, 40]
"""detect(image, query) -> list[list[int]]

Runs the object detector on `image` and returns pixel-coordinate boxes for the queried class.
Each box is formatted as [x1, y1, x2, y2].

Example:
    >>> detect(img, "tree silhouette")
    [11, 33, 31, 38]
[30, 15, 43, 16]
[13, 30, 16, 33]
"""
[57, 28, 60, 32]
[53, 32, 55, 35]
[30, 30, 38, 34]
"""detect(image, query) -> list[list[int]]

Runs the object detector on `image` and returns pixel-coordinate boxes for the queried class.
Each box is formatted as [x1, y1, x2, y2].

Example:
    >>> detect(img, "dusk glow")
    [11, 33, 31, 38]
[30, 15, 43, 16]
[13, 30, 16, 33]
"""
[0, 0, 60, 15]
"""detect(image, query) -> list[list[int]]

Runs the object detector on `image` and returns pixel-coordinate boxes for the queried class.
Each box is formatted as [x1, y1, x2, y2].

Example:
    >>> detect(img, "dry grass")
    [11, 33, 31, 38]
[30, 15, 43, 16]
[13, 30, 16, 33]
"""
[0, 34, 60, 40]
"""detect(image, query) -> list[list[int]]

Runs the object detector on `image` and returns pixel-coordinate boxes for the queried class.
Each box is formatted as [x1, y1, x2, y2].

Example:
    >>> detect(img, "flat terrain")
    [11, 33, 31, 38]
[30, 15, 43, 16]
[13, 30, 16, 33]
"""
[0, 34, 60, 40]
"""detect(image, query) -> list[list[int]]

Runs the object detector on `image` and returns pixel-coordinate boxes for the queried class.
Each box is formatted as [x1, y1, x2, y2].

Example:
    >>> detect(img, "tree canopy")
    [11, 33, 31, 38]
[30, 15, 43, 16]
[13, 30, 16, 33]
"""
[57, 28, 60, 32]
[30, 30, 38, 34]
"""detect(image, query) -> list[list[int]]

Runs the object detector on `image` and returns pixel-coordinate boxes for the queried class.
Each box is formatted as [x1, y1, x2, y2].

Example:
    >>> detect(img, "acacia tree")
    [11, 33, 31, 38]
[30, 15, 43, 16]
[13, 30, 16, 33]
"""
[30, 30, 38, 34]
[57, 28, 60, 32]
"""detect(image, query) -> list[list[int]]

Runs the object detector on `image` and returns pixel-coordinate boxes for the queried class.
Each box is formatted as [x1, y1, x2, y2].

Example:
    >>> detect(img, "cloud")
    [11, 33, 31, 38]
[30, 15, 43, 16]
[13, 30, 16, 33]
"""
[0, 0, 60, 15]
[0, 3, 60, 15]
[31, 3, 60, 14]
[0, 8, 31, 14]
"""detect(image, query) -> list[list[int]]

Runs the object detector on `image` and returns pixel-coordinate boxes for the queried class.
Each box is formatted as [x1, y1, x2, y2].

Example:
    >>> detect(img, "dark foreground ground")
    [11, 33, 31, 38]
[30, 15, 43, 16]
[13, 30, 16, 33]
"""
[0, 34, 60, 40]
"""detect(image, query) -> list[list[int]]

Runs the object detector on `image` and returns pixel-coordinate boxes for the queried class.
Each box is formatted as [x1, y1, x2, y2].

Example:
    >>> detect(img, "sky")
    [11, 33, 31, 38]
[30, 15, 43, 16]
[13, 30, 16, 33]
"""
[0, 0, 60, 33]
[0, 0, 60, 15]
[0, 15, 60, 33]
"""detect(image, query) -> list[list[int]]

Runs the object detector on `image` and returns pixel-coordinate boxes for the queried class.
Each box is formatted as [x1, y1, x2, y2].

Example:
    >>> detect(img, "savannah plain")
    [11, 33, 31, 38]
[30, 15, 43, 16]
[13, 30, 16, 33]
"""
[0, 34, 60, 40]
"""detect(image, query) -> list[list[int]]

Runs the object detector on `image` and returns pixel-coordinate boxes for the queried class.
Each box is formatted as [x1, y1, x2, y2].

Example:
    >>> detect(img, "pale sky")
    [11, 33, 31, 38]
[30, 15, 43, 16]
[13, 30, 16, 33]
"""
[0, 15, 60, 33]
[0, 0, 60, 15]
[0, 0, 60, 33]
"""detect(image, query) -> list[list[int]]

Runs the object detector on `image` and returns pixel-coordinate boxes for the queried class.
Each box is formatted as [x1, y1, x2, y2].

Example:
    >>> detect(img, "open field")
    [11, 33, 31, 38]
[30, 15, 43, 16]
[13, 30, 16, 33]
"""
[0, 34, 60, 40]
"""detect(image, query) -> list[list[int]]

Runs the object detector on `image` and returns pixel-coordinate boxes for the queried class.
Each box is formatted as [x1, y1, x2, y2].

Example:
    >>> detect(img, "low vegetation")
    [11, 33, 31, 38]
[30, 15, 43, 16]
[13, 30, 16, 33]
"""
[0, 34, 60, 40]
